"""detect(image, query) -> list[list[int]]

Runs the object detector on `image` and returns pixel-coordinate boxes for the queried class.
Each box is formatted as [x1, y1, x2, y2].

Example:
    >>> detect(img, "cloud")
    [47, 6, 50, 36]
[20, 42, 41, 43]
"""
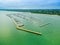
[0, 0, 60, 9]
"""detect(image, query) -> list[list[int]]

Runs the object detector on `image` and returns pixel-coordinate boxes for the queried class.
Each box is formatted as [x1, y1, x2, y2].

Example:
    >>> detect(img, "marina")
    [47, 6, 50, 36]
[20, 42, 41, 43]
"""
[7, 14, 42, 35]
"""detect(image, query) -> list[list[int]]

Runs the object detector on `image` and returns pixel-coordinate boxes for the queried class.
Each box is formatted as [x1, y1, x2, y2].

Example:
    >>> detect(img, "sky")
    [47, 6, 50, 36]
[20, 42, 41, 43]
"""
[0, 0, 60, 9]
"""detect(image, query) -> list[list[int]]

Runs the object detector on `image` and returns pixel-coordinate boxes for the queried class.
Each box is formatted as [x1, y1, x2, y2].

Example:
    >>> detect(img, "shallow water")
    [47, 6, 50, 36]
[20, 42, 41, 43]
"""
[0, 11, 60, 45]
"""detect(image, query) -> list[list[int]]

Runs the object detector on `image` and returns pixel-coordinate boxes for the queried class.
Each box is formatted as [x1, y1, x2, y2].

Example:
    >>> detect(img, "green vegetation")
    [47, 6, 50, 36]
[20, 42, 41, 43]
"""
[30, 9, 60, 15]
[0, 9, 60, 15]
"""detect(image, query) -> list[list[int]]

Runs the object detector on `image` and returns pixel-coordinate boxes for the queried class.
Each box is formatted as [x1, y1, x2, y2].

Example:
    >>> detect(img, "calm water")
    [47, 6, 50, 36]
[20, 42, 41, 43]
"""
[0, 11, 60, 45]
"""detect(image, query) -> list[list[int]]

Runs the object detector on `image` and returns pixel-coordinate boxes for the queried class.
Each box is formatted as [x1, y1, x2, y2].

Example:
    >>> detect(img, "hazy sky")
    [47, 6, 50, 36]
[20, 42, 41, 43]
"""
[0, 0, 60, 9]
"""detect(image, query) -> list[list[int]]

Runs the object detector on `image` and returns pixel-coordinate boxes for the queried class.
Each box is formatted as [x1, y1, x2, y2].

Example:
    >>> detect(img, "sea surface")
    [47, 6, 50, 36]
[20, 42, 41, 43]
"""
[0, 11, 60, 45]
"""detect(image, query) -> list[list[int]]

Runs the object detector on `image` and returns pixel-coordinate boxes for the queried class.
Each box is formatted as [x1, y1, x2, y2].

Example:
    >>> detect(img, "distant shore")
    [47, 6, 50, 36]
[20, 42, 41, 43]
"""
[0, 9, 60, 15]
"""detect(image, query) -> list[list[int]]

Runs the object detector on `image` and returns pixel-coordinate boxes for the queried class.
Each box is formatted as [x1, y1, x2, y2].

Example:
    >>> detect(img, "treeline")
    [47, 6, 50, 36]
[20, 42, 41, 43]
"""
[30, 9, 60, 15]
[0, 9, 60, 15]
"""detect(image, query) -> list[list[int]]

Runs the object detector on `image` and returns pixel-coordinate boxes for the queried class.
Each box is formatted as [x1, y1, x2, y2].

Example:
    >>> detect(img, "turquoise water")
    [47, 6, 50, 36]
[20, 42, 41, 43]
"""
[0, 11, 60, 45]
